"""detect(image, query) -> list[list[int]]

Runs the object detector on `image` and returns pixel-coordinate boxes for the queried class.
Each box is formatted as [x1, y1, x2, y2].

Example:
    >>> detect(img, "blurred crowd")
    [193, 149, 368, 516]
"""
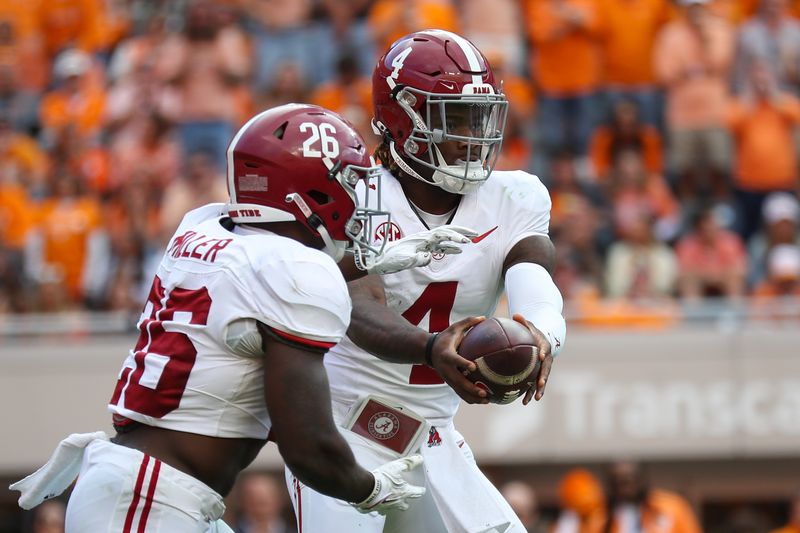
[1, 0, 800, 317]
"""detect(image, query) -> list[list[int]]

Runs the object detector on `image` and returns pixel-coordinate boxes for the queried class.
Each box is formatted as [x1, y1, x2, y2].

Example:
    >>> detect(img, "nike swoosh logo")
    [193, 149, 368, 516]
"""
[471, 226, 498, 243]
[441, 82, 455, 90]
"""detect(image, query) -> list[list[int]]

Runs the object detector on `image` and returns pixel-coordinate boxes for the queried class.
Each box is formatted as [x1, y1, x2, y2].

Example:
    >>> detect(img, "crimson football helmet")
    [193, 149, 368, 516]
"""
[226, 103, 387, 266]
[372, 29, 508, 194]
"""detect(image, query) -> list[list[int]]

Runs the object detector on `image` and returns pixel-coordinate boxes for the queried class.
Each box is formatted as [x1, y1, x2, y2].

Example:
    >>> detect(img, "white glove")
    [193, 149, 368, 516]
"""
[367, 225, 478, 275]
[352, 454, 426, 514]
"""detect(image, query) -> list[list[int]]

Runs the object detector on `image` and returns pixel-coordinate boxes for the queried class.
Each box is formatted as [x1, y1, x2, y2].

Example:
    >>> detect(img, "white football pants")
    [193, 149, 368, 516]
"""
[284, 407, 525, 533]
[65, 439, 231, 533]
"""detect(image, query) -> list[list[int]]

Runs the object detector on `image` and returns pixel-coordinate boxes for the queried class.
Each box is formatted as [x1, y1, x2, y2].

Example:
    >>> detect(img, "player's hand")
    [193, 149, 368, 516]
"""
[353, 455, 426, 514]
[366, 225, 478, 275]
[430, 316, 490, 405]
[511, 313, 553, 405]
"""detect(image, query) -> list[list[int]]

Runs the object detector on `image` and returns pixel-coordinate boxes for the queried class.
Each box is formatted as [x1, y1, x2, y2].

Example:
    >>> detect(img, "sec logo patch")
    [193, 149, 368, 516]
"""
[374, 222, 402, 242]
[368, 412, 400, 440]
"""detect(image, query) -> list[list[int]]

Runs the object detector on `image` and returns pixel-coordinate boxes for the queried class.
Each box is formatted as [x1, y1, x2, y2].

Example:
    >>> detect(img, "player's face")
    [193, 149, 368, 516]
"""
[429, 102, 500, 166]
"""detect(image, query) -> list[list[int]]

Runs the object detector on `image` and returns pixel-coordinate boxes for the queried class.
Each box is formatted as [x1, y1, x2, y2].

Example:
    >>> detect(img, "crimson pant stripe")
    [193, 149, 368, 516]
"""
[137, 459, 161, 533]
[123, 455, 150, 533]
[295, 478, 303, 533]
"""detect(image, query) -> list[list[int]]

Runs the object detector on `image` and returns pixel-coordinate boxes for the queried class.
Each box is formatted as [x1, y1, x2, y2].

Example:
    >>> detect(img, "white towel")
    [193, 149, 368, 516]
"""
[421, 425, 514, 533]
[9, 431, 110, 509]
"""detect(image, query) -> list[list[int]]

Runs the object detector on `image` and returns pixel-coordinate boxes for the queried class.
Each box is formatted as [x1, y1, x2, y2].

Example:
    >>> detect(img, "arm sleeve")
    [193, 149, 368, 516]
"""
[505, 262, 566, 357]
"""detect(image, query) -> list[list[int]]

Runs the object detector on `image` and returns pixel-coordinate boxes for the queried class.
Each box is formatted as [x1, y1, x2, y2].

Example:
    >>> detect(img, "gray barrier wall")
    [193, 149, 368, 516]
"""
[1, 325, 798, 475]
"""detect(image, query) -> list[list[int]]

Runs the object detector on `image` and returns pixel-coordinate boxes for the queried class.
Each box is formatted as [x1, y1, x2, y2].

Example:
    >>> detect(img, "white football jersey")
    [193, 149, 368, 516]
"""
[109, 203, 351, 439]
[325, 169, 552, 425]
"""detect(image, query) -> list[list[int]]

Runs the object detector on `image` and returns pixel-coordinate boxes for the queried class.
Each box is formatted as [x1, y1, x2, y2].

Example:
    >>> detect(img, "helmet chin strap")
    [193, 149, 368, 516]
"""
[429, 144, 487, 195]
[317, 224, 347, 262]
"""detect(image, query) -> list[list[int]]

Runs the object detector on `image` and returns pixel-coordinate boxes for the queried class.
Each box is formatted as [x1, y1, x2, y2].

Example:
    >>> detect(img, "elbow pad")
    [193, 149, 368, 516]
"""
[504, 263, 566, 357]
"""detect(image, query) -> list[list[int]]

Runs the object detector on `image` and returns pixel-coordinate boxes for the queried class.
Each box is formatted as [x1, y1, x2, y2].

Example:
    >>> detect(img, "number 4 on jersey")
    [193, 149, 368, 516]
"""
[402, 281, 458, 385]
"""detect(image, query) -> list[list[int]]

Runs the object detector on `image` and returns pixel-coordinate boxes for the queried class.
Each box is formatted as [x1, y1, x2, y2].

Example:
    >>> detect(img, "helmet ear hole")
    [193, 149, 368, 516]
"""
[307, 189, 333, 206]
[272, 121, 288, 140]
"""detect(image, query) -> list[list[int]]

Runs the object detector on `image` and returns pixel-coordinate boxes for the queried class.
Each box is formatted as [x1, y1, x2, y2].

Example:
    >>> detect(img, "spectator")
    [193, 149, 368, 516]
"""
[603, 461, 702, 533]
[0, 3, 46, 129]
[589, 99, 664, 184]
[552, 468, 605, 533]
[0, 164, 35, 313]
[0, 110, 48, 194]
[501, 481, 547, 533]
[156, 1, 250, 170]
[28, 168, 109, 310]
[39, 48, 106, 146]
[753, 244, 800, 297]
[597, 0, 671, 128]
[104, 16, 175, 144]
[233, 472, 292, 533]
[553, 197, 607, 302]
[526, 0, 603, 157]
[676, 205, 748, 300]
[733, 0, 800, 96]
[769, 491, 800, 533]
[489, 53, 536, 172]
[33, 0, 105, 62]
[31, 499, 66, 533]
[609, 148, 680, 242]
[158, 150, 228, 242]
[549, 149, 607, 233]
[727, 60, 800, 239]
[748, 192, 800, 286]
[459, 0, 526, 75]
[248, 0, 327, 89]
[367, 0, 459, 56]
[108, 112, 181, 192]
[257, 61, 310, 112]
[309, 54, 373, 149]
[605, 210, 678, 300]
[653, 0, 735, 202]
[317, 0, 379, 77]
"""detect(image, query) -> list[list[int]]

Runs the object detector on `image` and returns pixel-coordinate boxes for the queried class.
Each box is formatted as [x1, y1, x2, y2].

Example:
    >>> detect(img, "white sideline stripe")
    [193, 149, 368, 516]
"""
[448, 32, 483, 86]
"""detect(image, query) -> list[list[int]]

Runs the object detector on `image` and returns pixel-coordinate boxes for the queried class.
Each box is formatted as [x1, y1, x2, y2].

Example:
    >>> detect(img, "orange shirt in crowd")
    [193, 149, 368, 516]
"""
[653, 14, 735, 129]
[609, 490, 702, 533]
[599, 0, 671, 86]
[526, 0, 602, 95]
[0, 182, 35, 249]
[39, 84, 107, 138]
[727, 94, 800, 192]
[310, 78, 372, 121]
[37, 195, 102, 298]
[0, 0, 48, 91]
[501, 71, 536, 118]
[34, 0, 104, 58]
[0, 132, 49, 186]
[590, 126, 663, 179]
[368, 0, 459, 54]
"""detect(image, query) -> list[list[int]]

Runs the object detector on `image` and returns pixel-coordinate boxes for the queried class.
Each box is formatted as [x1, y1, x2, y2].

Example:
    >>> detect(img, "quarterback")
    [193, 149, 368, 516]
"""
[286, 31, 567, 533]
[10, 104, 475, 532]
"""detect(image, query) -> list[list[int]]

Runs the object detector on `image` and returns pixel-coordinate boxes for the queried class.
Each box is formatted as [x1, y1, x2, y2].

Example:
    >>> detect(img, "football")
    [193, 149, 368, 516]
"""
[458, 317, 541, 404]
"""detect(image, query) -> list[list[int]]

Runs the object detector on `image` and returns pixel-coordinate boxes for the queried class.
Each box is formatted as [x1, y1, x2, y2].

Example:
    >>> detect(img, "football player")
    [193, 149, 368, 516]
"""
[10, 104, 476, 532]
[286, 31, 567, 532]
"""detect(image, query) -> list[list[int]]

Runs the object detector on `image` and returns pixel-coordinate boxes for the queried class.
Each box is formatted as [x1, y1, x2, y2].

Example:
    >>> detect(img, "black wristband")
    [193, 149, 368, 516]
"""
[425, 332, 439, 366]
